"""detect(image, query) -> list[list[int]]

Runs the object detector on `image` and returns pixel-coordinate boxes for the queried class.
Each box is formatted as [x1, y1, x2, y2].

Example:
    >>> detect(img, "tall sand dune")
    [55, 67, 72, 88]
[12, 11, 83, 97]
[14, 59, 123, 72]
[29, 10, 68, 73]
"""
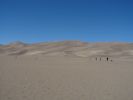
[0, 41, 133, 100]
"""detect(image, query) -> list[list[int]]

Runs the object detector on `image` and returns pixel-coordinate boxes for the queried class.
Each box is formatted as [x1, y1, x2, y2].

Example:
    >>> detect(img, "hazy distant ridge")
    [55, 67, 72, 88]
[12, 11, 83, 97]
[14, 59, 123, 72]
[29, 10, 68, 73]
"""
[0, 41, 133, 57]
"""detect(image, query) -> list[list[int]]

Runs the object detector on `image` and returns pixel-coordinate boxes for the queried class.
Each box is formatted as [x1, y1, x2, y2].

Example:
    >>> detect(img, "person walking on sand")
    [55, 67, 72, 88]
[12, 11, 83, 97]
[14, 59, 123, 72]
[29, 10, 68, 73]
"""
[106, 57, 109, 61]
[100, 57, 101, 61]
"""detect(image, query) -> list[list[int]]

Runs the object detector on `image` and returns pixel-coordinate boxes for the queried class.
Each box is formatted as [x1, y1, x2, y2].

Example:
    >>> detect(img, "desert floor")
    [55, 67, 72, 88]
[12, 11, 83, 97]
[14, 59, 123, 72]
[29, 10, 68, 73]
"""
[0, 55, 133, 100]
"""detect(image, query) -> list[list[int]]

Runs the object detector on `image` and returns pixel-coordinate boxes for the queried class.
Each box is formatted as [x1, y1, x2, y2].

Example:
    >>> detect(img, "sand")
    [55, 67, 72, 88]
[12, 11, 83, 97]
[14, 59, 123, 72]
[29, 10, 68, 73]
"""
[0, 55, 133, 100]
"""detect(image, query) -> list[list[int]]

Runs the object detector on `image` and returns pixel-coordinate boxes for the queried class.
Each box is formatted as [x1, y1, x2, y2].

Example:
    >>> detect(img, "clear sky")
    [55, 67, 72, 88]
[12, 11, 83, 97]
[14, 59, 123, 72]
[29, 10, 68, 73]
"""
[0, 0, 133, 44]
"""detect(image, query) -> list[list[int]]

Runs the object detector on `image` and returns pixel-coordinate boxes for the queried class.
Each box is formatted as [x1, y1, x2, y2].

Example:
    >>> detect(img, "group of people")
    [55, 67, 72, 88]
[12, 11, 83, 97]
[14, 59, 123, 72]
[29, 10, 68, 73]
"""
[95, 57, 113, 62]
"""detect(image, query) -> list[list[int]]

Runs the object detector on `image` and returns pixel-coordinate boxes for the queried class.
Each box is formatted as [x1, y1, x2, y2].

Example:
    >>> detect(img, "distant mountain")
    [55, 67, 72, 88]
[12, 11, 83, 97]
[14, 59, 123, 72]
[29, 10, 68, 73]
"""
[0, 41, 133, 58]
[7, 41, 28, 46]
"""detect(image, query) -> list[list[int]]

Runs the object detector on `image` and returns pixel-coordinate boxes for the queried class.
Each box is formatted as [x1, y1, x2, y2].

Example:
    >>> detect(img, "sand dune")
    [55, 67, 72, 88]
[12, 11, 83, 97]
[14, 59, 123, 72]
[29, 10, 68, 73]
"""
[0, 41, 133, 58]
[0, 41, 133, 100]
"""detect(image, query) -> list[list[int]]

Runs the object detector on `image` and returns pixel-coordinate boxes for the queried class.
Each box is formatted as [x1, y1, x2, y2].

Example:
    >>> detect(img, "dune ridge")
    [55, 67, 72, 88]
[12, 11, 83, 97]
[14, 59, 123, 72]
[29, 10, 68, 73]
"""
[0, 41, 133, 58]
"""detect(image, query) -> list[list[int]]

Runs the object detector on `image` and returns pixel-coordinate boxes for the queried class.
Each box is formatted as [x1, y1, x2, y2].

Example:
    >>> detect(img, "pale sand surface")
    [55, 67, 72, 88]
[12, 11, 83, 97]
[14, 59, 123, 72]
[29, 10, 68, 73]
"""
[0, 55, 133, 100]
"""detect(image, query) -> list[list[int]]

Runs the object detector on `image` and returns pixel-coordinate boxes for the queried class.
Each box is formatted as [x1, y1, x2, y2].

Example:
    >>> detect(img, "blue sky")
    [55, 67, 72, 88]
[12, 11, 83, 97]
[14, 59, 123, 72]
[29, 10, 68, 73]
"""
[0, 0, 133, 44]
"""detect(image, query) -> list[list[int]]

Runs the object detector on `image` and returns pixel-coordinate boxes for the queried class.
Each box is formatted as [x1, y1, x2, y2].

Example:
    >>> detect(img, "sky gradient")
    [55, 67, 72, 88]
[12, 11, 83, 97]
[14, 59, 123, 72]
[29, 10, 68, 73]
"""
[0, 0, 133, 44]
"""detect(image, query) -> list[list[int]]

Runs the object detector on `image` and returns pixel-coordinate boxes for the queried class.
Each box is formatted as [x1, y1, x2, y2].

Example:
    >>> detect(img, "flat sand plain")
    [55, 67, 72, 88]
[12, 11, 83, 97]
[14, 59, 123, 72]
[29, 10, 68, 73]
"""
[0, 55, 133, 100]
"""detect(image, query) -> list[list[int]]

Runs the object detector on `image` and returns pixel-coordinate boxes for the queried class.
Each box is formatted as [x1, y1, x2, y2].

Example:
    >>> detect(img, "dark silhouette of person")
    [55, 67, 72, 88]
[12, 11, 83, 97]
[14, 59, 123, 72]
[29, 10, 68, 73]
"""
[100, 57, 101, 61]
[96, 57, 97, 61]
[106, 57, 109, 61]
